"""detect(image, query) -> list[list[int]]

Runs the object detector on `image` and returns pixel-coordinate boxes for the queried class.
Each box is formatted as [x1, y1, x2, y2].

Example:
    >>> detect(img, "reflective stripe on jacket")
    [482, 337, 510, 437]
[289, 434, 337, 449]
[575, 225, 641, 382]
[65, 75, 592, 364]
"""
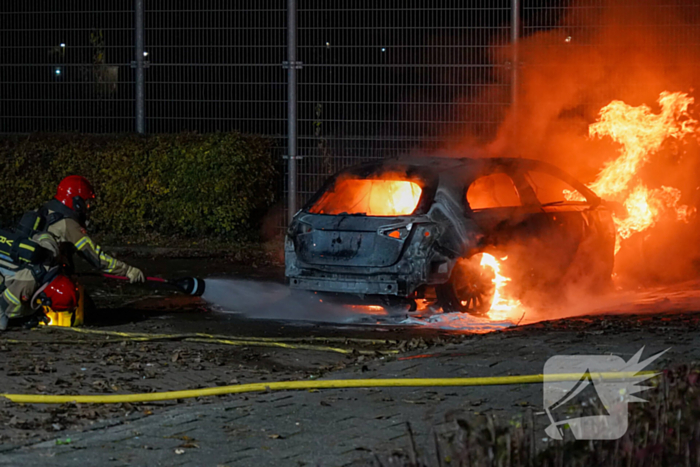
[47, 217, 129, 276]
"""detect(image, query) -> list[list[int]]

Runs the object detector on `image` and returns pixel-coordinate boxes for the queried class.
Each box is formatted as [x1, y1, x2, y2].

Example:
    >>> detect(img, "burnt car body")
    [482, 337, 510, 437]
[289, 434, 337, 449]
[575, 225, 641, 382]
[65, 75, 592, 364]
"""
[285, 156, 616, 313]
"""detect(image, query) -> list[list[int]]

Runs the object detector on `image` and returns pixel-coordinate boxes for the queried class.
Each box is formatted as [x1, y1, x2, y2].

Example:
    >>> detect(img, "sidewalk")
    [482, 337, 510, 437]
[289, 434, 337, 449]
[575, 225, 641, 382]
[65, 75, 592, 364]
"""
[0, 320, 692, 466]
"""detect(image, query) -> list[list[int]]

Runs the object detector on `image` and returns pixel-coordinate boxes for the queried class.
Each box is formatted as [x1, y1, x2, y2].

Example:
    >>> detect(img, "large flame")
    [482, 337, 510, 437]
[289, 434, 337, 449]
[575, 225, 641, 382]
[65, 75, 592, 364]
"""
[462, 92, 698, 324]
[573, 91, 697, 251]
[479, 253, 522, 322]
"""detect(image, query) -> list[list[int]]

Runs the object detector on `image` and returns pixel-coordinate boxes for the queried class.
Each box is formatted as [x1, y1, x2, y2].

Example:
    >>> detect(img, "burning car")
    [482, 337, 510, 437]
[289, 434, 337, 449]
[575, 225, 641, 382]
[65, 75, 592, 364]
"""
[285, 156, 616, 315]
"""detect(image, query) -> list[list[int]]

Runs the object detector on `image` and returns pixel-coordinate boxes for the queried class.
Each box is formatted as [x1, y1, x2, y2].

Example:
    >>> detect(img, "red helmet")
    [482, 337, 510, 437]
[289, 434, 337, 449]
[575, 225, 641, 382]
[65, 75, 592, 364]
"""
[38, 275, 79, 311]
[56, 175, 95, 212]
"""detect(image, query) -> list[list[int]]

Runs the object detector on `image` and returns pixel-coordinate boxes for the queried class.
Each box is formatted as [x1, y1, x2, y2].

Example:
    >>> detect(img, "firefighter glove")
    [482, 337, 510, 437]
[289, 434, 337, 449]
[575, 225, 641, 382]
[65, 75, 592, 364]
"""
[126, 266, 145, 284]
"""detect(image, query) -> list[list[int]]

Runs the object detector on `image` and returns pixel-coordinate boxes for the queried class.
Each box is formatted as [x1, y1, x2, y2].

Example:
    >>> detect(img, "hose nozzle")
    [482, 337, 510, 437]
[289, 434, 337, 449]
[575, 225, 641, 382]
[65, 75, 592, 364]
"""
[172, 277, 206, 296]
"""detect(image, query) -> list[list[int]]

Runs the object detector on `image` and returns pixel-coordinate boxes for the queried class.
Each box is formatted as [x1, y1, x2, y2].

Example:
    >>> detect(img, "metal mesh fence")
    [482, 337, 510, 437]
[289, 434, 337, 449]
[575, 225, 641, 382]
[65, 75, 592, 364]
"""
[1, 1, 699, 225]
[295, 0, 513, 204]
[0, 1, 135, 133]
[144, 0, 287, 137]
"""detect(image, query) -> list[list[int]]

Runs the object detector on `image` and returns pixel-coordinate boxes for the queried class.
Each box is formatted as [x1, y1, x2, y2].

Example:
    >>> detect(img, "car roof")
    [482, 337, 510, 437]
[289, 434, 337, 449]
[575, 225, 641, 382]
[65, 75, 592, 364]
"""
[334, 155, 599, 202]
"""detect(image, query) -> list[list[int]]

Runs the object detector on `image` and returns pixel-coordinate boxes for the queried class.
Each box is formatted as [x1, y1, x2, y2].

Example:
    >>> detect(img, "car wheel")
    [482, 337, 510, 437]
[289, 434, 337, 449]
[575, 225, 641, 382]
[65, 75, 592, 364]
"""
[436, 255, 496, 315]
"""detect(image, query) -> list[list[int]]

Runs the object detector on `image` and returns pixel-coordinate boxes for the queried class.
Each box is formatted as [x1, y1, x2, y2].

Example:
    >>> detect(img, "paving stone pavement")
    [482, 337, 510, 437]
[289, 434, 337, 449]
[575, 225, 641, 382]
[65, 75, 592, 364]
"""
[0, 326, 696, 466]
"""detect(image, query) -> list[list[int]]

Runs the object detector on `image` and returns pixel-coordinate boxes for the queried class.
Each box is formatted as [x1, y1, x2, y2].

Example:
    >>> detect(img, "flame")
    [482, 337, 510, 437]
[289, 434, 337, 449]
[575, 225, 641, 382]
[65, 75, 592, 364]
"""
[310, 178, 422, 216]
[457, 92, 697, 324]
[573, 91, 697, 252]
[479, 253, 522, 322]
[344, 304, 386, 315]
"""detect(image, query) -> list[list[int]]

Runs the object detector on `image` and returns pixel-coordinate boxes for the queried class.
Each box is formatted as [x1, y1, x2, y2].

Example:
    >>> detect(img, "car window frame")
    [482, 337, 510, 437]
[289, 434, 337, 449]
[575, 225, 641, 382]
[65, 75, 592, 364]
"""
[463, 167, 539, 214]
[523, 169, 596, 209]
[302, 162, 439, 218]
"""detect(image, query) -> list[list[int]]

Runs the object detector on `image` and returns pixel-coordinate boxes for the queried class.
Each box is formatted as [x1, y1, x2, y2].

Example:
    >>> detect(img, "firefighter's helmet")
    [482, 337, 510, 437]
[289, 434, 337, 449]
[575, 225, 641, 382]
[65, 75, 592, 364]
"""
[55, 175, 95, 213]
[36, 274, 79, 311]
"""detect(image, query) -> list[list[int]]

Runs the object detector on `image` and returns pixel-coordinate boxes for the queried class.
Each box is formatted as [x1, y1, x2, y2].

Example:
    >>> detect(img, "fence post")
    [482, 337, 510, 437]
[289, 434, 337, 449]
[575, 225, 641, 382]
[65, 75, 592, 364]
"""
[511, 0, 520, 125]
[135, 0, 145, 134]
[286, 0, 298, 224]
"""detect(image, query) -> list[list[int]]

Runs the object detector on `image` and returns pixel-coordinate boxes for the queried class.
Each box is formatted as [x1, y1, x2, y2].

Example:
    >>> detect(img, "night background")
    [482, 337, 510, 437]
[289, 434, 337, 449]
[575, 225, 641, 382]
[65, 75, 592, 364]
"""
[2, 0, 698, 210]
[0, 1, 577, 203]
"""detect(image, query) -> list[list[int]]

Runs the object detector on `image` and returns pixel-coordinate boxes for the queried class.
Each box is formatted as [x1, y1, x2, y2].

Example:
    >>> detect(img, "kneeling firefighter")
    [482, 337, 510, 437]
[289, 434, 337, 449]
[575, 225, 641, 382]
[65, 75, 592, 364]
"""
[38, 175, 145, 284]
[0, 212, 77, 330]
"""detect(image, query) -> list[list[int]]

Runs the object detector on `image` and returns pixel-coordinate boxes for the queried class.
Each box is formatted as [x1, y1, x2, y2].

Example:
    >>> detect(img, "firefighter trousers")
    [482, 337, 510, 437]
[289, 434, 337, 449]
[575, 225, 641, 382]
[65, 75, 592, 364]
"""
[0, 268, 38, 319]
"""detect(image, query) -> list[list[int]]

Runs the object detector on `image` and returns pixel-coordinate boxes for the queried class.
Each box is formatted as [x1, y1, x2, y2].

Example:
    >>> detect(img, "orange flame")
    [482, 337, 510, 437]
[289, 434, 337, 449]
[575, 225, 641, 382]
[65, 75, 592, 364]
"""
[576, 91, 697, 251]
[344, 304, 387, 316]
[471, 93, 697, 323]
[310, 178, 422, 217]
[479, 253, 522, 322]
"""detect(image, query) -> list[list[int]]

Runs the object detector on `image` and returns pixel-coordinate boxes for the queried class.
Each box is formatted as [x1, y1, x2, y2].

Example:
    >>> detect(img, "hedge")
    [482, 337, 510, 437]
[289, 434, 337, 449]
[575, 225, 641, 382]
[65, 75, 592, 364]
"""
[0, 132, 277, 240]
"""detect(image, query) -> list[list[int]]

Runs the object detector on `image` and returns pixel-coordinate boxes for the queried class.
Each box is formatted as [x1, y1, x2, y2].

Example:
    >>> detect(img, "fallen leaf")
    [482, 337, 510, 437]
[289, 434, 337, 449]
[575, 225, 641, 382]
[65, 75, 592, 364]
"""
[267, 434, 282, 439]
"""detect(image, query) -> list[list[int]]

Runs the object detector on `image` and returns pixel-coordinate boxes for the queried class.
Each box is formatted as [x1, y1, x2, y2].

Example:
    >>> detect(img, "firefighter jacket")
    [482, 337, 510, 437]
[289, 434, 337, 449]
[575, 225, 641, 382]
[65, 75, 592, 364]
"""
[0, 233, 60, 317]
[42, 202, 130, 276]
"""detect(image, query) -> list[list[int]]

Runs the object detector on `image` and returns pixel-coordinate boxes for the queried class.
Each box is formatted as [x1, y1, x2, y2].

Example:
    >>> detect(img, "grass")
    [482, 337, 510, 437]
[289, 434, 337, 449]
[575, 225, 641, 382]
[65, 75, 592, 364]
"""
[384, 366, 700, 466]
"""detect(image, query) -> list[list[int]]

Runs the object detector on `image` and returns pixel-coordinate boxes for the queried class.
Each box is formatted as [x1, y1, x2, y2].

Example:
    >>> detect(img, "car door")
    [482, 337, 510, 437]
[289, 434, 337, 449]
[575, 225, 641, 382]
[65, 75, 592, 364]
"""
[465, 168, 544, 249]
[522, 168, 616, 284]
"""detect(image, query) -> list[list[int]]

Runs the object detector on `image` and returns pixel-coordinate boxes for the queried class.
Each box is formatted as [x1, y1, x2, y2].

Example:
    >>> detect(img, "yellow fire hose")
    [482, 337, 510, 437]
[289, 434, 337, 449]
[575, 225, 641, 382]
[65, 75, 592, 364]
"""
[56, 327, 393, 345]
[25, 327, 396, 356]
[1, 372, 655, 405]
[2, 337, 381, 355]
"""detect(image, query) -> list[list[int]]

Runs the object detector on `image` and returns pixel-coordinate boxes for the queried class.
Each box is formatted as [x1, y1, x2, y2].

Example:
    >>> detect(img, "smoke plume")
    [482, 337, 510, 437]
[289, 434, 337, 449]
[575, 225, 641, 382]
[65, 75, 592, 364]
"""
[454, 0, 700, 285]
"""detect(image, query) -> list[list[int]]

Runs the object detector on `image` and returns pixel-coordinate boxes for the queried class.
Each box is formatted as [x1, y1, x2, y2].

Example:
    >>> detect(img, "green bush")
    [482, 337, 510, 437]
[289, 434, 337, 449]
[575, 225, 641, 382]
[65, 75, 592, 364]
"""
[0, 132, 277, 240]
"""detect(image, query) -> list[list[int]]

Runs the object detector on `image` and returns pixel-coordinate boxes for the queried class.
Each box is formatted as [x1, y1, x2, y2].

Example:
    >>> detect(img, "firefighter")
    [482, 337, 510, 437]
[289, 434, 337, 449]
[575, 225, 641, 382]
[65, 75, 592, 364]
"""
[0, 231, 61, 330]
[38, 175, 145, 284]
